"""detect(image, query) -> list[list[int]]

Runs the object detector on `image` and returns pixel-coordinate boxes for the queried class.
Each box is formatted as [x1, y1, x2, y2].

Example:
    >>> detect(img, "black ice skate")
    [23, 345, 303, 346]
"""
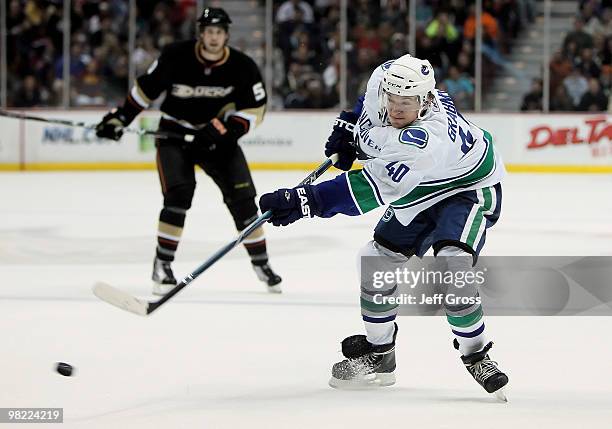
[152, 257, 177, 296]
[329, 324, 398, 389]
[252, 262, 282, 293]
[455, 340, 509, 401]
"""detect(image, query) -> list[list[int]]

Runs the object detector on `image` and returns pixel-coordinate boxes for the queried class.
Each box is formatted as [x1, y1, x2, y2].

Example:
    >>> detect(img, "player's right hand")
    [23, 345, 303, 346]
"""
[325, 110, 359, 171]
[95, 108, 127, 141]
[195, 118, 237, 154]
[259, 186, 320, 227]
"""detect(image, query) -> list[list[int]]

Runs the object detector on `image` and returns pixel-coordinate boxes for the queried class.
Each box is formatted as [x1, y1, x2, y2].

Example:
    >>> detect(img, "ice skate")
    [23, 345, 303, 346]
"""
[252, 262, 282, 293]
[329, 324, 398, 389]
[152, 257, 177, 296]
[456, 340, 509, 402]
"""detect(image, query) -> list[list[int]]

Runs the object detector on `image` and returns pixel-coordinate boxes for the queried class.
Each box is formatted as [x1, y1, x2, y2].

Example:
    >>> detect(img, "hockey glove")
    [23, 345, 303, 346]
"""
[196, 117, 247, 153]
[259, 186, 321, 227]
[95, 108, 129, 141]
[324, 110, 359, 171]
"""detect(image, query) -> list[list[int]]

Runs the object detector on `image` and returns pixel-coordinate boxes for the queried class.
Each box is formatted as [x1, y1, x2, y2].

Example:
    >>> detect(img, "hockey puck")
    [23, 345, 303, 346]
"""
[55, 362, 74, 377]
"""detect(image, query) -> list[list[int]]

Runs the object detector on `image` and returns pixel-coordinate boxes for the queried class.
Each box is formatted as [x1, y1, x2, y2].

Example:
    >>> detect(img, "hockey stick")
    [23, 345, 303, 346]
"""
[0, 109, 195, 142]
[93, 153, 339, 316]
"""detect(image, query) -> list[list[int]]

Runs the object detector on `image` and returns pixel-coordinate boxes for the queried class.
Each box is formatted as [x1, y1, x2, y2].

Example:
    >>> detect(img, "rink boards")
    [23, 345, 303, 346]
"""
[0, 110, 610, 172]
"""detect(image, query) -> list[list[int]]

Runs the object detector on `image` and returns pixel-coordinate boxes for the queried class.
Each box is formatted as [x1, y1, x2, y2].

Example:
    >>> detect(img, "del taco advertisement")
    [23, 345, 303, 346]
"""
[469, 113, 612, 171]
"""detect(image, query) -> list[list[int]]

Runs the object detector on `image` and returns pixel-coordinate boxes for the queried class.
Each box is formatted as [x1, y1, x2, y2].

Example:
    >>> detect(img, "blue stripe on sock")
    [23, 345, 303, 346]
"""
[362, 314, 396, 323]
[452, 323, 485, 338]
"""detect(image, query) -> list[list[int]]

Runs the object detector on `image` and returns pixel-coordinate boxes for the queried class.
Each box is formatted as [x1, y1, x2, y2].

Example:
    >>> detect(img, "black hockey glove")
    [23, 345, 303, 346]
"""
[196, 117, 247, 153]
[196, 118, 230, 151]
[324, 110, 359, 171]
[259, 186, 321, 227]
[95, 108, 129, 141]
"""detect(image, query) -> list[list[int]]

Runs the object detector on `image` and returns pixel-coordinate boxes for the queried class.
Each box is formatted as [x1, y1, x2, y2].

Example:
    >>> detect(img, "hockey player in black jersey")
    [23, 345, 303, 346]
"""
[95, 7, 282, 295]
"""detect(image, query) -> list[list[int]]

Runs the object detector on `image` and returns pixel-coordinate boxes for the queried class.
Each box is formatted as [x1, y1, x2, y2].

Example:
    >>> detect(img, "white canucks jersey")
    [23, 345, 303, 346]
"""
[342, 60, 506, 226]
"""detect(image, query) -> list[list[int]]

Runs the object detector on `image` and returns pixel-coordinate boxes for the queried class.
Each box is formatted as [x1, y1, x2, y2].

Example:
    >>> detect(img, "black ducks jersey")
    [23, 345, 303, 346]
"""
[127, 40, 266, 132]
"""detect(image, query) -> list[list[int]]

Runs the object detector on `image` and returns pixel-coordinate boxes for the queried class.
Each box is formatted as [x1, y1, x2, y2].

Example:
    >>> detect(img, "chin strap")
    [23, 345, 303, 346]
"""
[417, 93, 434, 119]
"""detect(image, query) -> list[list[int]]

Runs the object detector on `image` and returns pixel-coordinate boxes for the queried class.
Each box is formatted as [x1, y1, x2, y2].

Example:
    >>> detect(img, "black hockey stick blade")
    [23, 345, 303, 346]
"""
[92, 154, 338, 316]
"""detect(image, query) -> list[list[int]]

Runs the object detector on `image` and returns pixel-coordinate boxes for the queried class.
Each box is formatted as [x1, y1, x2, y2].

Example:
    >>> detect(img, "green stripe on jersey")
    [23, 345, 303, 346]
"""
[391, 132, 496, 208]
[482, 187, 492, 212]
[465, 208, 484, 248]
[347, 170, 382, 213]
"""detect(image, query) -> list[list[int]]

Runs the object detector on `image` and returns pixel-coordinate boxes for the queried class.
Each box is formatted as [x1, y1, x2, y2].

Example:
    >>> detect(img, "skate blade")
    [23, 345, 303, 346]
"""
[493, 388, 508, 402]
[267, 285, 282, 294]
[329, 372, 396, 390]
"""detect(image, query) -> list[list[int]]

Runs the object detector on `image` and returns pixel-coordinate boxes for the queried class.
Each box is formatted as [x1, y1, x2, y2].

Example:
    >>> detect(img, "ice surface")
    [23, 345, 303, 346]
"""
[1, 170, 611, 428]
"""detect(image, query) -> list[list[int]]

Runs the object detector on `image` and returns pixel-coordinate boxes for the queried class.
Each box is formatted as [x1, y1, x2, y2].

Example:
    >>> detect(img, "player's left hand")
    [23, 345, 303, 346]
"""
[259, 186, 321, 226]
[325, 110, 359, 171]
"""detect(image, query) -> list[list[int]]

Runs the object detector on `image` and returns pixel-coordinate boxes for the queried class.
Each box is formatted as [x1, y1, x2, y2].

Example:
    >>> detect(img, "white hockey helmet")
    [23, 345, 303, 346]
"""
[381, 54, 436, 117]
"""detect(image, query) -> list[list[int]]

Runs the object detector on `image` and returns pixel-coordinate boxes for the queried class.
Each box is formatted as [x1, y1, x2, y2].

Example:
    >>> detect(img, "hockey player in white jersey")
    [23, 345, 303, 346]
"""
[259, 54, 509, 399]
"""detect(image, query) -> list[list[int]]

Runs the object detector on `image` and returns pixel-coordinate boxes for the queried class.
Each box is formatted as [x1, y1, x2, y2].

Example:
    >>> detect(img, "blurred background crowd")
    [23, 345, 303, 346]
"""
[4, 0, 611, 112]
[275, 0, 535, 110]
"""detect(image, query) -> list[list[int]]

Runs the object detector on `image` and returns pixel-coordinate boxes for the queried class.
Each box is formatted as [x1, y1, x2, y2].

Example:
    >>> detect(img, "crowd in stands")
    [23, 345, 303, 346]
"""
[7, 0, 196, 107]
[8, 0, 608, 112]
[521, 0, 610, 112]
[274, 0, 533, 110]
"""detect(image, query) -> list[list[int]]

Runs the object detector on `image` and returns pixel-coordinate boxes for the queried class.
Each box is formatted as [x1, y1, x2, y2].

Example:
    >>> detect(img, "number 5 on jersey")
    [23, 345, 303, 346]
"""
[252, 82, 266, 101]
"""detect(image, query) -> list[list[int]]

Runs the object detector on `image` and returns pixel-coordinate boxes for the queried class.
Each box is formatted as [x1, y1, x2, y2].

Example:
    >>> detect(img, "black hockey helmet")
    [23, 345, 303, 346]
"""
[197, 7, 232, 31]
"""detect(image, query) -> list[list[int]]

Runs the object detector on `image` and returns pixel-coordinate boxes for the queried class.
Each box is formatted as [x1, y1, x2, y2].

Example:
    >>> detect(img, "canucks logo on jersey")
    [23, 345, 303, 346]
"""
[398, 127, 429, 148]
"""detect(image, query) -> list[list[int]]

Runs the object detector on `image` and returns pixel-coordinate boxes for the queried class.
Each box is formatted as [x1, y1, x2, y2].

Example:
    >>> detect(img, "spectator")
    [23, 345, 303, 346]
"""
[463, 4, 500, 48]
[563, 68, 589, 108]
[563, 40, 580, 65]
[443, 65, 474, 110]
[352, 0, 381, 30]
[276, 0, 314, 24]
[520, 78, 543, 111]
[456, 50, 475, 76]
[357, 27, 383, 59]
[284, 74, 315, 108]
[72, 58, 106, 106]
[549, 51, 573, 93]
[600, 8, 612, 37]
[132, 35, 159, 76]
[385, 32, 408, 60]
[425, 11, 461, 63]
[550, 84, 575, 111]
[582, 2, 603, 36]
[425, 12, 460, 44]
[577, 77, 608, 111]
[12, 74, 45, 107]
[322, 51, 339, 94]
[380, 0, 408, 33]
[576, 47, 602, 78]
[277, 7, 316, 70]
[563, 18, 594, 57]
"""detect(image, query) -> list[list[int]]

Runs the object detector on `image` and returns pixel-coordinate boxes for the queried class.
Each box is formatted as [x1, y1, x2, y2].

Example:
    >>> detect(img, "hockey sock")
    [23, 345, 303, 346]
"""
[364, 320, 397, 346]
[447, 304, 488, 356]
[156, 206, 186, 262]
[436, 246, 488, 355]
[359, 240, 406, 346]
[242, 226, 268, 266]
